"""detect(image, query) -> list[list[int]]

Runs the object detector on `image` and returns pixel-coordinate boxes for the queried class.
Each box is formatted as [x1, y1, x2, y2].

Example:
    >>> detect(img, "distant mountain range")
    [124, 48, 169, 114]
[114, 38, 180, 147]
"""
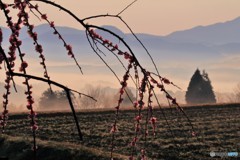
[166, 17, 240, 45]
[1, 17, 240, 62]
[1, 16, 240, 98]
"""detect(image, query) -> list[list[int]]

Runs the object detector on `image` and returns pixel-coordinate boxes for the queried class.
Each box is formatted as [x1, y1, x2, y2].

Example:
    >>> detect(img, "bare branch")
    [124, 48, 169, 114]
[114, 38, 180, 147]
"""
[117, 0, 138, 16]
[0, 46, 96, 102]
[1, 1, 196, 159]
[65, 89, 83, 140]
[82, 14, 116, 22]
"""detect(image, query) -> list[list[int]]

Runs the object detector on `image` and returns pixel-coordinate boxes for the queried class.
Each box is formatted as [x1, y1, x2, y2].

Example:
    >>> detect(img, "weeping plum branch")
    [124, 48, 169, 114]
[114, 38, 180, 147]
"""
[0, 0, 196, 159]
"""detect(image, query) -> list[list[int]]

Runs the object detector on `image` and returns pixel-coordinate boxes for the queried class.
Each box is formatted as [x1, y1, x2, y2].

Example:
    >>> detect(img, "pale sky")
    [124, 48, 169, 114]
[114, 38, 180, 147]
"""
[1, 0, 240, 35]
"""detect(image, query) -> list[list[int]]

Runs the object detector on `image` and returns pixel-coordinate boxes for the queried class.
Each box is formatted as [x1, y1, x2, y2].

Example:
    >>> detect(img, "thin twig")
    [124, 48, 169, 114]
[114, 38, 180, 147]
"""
[0, 46, 96, 102]
[117, 0, 138, 16]
[86, 30, 135, 104]
[94, 37, 137, 88]
[82, 14, 116, 22]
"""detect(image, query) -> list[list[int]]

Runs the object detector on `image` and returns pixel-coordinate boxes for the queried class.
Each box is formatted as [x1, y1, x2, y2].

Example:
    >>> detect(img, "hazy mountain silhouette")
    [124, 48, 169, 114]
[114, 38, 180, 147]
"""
[1, 17, 240, 62]
[166, 17, 240, 45]
[1, 17, 240, 97]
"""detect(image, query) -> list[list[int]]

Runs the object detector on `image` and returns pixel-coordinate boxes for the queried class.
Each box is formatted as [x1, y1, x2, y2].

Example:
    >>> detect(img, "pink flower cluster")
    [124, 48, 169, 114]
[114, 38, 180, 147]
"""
[149, 117, 157, 136]
[1, 2, 39, 152]
[19, 61, 28, 72]
[150, 76, 179, 105]
[110, 124, 118, 134]
[110, 63, 133, 134]
[0, 74, 11, 130]
[31, 6, 80, 70]
[0, 3, 25, 130]
[89, 28, 165, 158]
[0, 2, 196, 158]
[89, 27, 197, 159]
[18, 2, 50, 80]
[37, 10, 76, 59]
[65, 44, 74, 58]
[0, 4, 15, 130]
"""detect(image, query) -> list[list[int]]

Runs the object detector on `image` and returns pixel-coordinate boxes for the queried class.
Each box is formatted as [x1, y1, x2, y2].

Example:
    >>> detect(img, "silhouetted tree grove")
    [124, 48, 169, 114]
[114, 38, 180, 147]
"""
[79, 85, 110, 109]
[233, 82, 240, 102]
[39, 89, 76, 111]
[79, 85, 135, 108]
[186, 69, 216, 104]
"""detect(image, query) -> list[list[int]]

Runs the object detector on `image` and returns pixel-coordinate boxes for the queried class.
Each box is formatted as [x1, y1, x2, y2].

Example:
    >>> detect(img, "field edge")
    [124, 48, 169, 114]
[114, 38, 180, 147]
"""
[0, 134, 128, 160]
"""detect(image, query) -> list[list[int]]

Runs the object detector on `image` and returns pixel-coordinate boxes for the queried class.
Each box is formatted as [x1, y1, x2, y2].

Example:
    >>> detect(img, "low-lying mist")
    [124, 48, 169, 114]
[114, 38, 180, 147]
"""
[3, 83, 239, 113]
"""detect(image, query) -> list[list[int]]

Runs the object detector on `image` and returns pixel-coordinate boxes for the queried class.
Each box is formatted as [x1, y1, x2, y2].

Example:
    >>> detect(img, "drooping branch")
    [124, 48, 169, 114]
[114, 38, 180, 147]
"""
[28, 2, 84, 74]
[0, 2, 39, 157]
[0, 45, 96, 100]
[1, 1, 197, 159]
[65, 89, 83, 140]
[0, 45, 96, 143]
[29, 0, 143, 72]
[31, 0, 86, 27]
[83, 14, 161, 73]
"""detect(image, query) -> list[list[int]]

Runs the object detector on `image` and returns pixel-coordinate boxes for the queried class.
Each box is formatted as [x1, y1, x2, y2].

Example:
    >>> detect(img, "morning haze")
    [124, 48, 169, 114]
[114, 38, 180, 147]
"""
[1, 0, 240, 107]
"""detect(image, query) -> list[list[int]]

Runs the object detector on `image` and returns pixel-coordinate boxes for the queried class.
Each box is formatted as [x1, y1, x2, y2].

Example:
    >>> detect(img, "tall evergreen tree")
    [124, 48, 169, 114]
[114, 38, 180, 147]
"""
[201, 71, 216, 103]
[186, 69, 216, 104]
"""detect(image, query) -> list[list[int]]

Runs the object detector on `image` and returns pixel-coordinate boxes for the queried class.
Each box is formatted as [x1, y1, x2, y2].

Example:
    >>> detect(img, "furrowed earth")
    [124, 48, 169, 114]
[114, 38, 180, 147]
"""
[0, 103, 239, 160]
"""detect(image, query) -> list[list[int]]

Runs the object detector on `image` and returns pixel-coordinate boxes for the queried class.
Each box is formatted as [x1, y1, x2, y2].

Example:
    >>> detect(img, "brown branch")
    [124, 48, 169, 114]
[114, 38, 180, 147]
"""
[30, 0, 86, 27]
[1, 44, 96, 142]
[117, 0, 138, 16]
[30, 0, 143, 73]
[83, 14, 171, 92]
[65, 89, 83, 140]
[2, 2, 197, 159]
[86, 30, 136, 105]
[28, 2, 84, 75]
[33, 0, 196, 137]
[0, 46, 96, 102]
[82, 14, 117, 22]
[93, 37, 137, 89]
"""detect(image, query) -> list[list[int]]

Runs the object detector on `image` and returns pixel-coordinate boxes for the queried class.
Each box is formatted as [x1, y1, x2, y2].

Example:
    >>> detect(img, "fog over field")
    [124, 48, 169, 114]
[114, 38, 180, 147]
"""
[1, 17, 240, 110]
[1, 2, 240, 160]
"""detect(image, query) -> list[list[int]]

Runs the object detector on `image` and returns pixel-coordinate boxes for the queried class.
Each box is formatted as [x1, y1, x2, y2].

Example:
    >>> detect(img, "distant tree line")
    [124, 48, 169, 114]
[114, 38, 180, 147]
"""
[234, 83, 240, 102]
[79, 84, 135, 109]
[38, 89, 76, 111]
[38, 85, 135, 110]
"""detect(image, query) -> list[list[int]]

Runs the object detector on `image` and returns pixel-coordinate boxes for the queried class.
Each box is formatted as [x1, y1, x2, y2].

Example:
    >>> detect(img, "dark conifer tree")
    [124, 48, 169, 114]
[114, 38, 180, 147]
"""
[201, 71, 216, 103]
[186, 69, 216, 104]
